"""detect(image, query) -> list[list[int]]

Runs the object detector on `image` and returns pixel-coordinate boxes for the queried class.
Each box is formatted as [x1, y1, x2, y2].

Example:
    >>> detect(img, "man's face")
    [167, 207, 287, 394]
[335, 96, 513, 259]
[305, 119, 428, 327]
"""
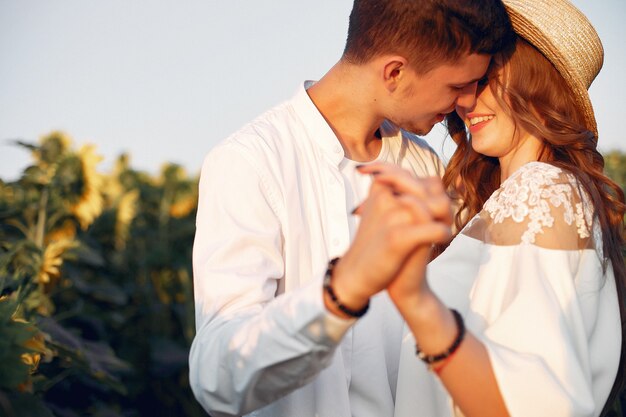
[388, 53, 491, 135]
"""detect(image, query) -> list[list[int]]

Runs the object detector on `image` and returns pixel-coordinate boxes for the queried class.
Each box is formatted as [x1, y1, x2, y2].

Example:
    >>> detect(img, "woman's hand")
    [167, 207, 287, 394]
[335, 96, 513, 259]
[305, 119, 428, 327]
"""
[348, 164, 509, 417]
[330, 163, 452, 315]
[356, 163, 453, 308]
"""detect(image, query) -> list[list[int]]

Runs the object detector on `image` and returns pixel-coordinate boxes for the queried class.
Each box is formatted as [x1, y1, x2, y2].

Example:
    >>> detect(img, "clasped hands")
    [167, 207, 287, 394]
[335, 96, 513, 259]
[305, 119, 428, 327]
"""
[328, 162, 453, 317]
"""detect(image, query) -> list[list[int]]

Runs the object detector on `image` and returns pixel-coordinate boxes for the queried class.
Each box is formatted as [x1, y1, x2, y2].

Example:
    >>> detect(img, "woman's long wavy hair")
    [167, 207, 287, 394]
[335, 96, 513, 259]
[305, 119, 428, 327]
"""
[442, 37, 626, 414]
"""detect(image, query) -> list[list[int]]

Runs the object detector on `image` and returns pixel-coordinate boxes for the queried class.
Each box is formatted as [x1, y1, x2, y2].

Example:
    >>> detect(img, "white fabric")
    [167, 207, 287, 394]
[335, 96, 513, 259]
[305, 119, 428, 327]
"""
[395, 162, 621, 417]
[189, 81, 444, 417]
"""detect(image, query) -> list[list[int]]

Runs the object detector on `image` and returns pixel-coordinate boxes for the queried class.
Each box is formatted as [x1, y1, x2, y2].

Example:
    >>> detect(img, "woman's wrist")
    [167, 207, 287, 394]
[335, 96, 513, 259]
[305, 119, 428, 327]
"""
[393, 285, 439, 320]
[401, 293, 459, 358]
[416, 308, 465, 372]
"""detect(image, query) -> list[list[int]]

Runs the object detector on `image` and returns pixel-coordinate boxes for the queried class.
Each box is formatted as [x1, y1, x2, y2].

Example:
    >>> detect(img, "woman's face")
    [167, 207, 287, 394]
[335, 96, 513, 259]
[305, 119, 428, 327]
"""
[455, 69, 520, 158]
[455, 66, 545, 175]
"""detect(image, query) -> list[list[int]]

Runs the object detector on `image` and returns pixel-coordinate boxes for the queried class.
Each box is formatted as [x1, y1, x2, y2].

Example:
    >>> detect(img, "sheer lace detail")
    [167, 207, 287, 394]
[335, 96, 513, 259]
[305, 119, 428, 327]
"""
[462, 162, 599, 252]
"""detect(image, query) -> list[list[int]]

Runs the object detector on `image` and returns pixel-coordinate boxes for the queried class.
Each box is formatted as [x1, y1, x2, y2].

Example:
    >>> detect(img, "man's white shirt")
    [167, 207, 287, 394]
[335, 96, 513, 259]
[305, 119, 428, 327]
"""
[189, 81, 443, 417]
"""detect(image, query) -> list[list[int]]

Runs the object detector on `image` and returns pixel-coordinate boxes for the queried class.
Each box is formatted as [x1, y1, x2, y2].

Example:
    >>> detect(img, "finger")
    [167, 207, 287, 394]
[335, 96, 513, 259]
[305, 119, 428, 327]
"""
[423, 194, 454, 226]
[360, 163, 447, 200]
[358, 163, 422, 194]
[358, 163, 445, 203]
[394, 189, 452, 226]
[421, 178, 453, 224]
[356, 184, 452, 227]
[357, 161, 421, 179]
[395, 194, 432, 223]
[353, 181, 404, 218]
[356, 162, 402, 176]
[375, 172, 448, 199]
[399, 222, 453, 248]
[422, 176, 445, 195]
[377, 222, 451, 268]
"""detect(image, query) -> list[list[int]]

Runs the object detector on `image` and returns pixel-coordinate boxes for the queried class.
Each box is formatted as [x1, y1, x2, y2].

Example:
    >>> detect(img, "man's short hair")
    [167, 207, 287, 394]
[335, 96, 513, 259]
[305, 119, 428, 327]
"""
[343, 0, 514, 73]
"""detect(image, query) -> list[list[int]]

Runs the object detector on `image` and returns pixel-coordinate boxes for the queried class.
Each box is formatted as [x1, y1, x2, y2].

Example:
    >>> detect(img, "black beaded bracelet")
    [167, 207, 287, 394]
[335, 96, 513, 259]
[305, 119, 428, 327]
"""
[323, 257, 370, 318]
[415, 308, 465, 364]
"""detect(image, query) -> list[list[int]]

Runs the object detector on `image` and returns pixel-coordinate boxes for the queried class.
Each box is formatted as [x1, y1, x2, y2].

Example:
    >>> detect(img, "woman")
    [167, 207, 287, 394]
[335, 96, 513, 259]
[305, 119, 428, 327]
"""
[356, 0, 624, 416]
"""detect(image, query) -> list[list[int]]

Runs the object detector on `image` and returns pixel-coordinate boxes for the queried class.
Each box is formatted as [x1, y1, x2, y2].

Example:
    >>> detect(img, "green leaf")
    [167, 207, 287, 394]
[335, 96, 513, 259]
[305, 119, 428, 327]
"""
[20, 166, 49, 186]
[39, 133, 69, 165]
[51, 155, 84, 204]
[0, 299, 40, 390]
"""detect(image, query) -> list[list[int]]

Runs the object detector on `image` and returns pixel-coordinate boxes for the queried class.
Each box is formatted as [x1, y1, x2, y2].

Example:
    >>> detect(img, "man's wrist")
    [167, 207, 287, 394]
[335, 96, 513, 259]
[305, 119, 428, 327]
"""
[322, 258, 371, 319]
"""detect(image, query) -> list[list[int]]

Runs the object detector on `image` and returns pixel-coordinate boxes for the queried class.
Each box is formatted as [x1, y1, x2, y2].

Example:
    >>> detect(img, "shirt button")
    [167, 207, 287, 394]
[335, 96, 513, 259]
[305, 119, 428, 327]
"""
[334, 146, 342, 154]
[332, 238, 340, 246]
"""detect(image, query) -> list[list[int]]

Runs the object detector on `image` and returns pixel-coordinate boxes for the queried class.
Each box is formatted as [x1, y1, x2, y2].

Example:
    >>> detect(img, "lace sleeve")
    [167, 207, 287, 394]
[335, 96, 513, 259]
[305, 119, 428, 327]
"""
[462, 162, 599, 253]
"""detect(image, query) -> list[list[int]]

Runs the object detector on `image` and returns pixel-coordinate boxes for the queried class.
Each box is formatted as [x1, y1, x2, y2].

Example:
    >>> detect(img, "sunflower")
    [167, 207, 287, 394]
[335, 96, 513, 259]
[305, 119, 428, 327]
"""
[34, 131, 73, 167]
[38, 238, 78, 284]
[46, 219, 77, 243]
[70, 145, 104, 229]
[21, 331, 50, 368]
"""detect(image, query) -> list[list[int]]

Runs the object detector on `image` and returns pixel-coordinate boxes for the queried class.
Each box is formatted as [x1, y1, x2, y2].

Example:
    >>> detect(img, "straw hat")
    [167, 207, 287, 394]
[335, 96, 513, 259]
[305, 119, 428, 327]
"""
[502, 0, 604, 137]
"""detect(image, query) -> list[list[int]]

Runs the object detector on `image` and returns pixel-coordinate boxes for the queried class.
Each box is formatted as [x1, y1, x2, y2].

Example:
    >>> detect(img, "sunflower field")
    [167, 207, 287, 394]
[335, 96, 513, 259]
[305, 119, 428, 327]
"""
[0, 132, 206, 416]
[0, 132, 625, 417]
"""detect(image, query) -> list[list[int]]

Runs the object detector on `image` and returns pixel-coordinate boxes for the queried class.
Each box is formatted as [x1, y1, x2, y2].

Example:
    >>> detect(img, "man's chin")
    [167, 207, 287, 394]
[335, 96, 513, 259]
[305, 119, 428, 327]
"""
[403, 123, 434, 136]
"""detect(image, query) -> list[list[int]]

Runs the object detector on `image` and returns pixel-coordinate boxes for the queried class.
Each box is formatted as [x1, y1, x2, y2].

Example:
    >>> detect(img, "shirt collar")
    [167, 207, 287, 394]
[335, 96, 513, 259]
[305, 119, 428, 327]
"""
[290, 81, 346, 164]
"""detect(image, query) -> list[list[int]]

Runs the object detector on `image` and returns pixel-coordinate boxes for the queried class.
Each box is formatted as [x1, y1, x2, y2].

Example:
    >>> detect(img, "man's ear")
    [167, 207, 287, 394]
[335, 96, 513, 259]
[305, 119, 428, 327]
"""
[381, 56, 409, 93]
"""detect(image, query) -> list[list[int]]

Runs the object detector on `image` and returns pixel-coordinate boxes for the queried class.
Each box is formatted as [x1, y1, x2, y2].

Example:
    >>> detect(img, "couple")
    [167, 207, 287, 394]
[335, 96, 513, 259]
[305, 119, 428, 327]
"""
[190, 0, 625, 416]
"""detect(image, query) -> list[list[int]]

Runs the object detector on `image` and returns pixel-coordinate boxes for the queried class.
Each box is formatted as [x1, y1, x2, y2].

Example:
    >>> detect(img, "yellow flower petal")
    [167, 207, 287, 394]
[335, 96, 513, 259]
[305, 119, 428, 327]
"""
[37, 238, 79, 284]
[70, 145, 104, 229]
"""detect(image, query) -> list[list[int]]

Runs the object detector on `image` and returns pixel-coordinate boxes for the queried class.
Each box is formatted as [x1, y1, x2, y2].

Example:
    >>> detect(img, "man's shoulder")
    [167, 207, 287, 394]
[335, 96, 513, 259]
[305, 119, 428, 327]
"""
[379, 121, 444, 177]
[214, 100, 301, 158]
[381, 121, 437, 155]
[399, 130, 433, 151]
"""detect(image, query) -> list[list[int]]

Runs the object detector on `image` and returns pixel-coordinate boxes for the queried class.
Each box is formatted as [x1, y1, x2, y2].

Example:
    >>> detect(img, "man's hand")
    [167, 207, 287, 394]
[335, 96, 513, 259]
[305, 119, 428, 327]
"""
[325, 163, 452, 317]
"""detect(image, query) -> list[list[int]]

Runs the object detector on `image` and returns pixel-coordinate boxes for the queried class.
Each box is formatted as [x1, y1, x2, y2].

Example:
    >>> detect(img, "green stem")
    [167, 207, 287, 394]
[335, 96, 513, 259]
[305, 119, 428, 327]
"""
[35, 188, 49, 248]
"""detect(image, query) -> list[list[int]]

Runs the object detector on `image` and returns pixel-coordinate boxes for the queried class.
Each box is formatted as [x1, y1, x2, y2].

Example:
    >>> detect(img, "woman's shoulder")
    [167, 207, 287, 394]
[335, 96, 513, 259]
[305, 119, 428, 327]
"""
[466, 162, 596, 248]
[486, 161, 584, 216]
[504, 161, 574, 185]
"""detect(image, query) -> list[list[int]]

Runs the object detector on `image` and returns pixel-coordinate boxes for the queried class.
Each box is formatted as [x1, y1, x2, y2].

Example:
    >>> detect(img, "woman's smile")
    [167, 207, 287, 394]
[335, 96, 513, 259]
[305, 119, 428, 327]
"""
[467, 113, 495, 133]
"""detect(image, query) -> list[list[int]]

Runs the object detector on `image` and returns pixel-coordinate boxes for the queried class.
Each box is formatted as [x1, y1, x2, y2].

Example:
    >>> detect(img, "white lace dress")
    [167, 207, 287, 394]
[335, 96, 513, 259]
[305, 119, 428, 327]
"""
[394, 162, 621, 417]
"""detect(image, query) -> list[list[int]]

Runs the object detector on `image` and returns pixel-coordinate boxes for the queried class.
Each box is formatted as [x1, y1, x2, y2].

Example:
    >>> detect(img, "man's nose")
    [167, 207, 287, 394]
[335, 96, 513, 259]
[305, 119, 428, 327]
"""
[455, 81, 478, 114]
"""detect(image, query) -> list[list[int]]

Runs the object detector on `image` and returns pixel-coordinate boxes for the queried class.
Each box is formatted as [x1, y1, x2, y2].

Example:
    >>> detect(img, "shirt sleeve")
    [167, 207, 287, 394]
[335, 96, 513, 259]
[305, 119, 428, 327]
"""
[461, 164, 619, 417]
[470, 244, 599, 417]
[189, 141, 353, 417]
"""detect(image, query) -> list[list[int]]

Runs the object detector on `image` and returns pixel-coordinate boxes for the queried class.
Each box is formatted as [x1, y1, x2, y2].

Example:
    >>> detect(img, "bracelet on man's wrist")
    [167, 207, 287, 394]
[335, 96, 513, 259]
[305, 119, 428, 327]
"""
[323, 257, 370, 318]
[415, 308, 465, 366]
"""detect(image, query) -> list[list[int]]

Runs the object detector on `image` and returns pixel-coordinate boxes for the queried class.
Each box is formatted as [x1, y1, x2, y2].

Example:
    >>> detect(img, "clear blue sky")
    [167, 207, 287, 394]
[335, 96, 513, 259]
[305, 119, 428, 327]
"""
[1, 0, 624, 181]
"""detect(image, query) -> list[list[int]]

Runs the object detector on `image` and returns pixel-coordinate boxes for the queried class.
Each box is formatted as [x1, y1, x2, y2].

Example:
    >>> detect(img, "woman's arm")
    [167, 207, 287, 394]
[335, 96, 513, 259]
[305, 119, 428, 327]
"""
[390, 275, 510, 417]
[355, 162, 508, 416]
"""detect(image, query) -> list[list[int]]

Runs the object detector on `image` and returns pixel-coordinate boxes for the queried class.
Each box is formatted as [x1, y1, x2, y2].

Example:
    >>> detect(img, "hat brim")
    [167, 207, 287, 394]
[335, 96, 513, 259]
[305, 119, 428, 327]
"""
[504, 0, 602, 138]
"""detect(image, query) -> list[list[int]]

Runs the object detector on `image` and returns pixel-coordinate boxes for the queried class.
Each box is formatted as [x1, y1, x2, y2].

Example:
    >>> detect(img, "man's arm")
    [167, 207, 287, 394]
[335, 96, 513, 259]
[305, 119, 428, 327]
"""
[190, 150, 452, 416]
[189, 143, 352, 416]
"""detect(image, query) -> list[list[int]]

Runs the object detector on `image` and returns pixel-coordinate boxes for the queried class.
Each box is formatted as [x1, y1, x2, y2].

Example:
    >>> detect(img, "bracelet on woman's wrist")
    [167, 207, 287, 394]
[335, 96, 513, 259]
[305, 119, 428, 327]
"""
[323, 257, 370, 318]
[415, 308, 465, 369]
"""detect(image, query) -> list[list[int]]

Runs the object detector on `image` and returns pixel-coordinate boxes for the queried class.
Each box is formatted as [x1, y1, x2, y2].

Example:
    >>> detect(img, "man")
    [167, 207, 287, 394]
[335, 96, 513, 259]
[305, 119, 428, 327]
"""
[189, 1, 514, 416]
